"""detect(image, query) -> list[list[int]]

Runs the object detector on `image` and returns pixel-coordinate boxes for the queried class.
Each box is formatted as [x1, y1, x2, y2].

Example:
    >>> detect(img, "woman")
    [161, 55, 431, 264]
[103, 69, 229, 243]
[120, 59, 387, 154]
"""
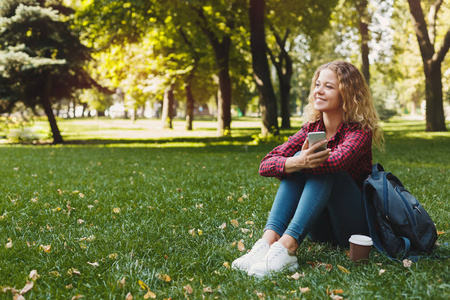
[232, 61, 383, 277]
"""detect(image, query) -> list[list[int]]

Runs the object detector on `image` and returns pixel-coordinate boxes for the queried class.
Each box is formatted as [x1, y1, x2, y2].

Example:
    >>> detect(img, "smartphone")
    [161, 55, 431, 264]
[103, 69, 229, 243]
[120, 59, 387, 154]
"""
[308, 131, 327, 152]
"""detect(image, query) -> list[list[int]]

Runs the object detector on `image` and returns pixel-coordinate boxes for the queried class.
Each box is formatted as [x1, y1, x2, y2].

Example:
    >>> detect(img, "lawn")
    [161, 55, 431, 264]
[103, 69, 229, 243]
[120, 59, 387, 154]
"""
[0, 117, 449, 299]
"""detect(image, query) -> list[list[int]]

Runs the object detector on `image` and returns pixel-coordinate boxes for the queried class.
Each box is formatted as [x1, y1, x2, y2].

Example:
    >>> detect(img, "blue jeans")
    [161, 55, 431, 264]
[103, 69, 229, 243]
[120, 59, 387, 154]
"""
[264, 170, 369, 247]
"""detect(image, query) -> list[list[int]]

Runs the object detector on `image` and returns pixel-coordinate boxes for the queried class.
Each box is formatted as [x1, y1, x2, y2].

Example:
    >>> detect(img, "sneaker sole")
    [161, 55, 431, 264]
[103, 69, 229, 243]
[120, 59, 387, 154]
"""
[248, 262, 298, 277]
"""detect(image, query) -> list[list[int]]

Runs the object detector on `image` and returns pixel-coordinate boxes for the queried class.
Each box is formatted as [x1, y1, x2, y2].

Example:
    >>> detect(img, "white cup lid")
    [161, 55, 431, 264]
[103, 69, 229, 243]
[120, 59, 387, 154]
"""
[349, 235, 373, 246]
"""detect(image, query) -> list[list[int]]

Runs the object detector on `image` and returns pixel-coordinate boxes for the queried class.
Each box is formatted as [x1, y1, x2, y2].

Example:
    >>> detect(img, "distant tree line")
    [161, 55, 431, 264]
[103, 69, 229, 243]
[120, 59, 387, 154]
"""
[0, 0, 449, 144]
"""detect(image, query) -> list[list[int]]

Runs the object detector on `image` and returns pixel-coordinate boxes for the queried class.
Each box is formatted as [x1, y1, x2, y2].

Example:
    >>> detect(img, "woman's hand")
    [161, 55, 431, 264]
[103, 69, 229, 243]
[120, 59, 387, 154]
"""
[284, 139, 330, 173]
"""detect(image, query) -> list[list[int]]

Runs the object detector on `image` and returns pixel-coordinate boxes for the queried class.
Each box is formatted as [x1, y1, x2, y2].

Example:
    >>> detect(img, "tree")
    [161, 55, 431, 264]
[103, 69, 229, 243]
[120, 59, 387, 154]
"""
[0, 0, 101, 144]
[265, 0, 338, 129]
[407, 0, 450, 131]
[249, 0, 279, 136]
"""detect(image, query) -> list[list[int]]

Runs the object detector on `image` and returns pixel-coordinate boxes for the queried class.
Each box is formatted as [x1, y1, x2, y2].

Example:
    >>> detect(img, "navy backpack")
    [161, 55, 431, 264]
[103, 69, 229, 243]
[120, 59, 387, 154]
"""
[363, 163, 437, 260]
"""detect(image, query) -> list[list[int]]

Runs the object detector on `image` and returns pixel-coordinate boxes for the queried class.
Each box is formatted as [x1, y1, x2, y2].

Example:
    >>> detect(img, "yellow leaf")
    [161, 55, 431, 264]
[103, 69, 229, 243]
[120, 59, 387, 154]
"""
[113, 207, 121, 214]
[39, 244, 51, 253]
[337, 265, 350, 274]
[437, 230, 445, 235]
[223, 261, 230, 268]
[138, 280, 149, 290]
[230, 219, 239, 227]
[163, 274, 171, 282]
[71, 295, 84, 300]
[197, 229, 203, 236]
[108, 253, 118, 259]
[125, 292, 133, 300]
[118, 277, 126, 288]
[144, 290, 156, 299]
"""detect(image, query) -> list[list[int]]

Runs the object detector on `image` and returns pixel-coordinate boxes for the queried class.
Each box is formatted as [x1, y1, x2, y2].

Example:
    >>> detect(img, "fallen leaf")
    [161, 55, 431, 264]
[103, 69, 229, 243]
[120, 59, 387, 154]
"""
[155, 274, 171, 282]
[49, 271, 60, 277]
[108, 253, 118, 259]
[5, 238, 13, 248]
[299, 287, 311, 293]
[144, 290, 156, 299]
[188, 228, 196, 236]
[31, 197, 38, 203]
[219, 222, 227, 229]
[197, 229, 203, 236]
[71, 295, 84, 300]
[337, 265, 350, 274]
[118, 277, 126, 288]
[183, 284, 193, 294]
[203, 287, 213, 293]
[290, 272, 305, 280]
[245, 221, 254, 225]
[39, 244, 51, 253]
[20, 281, 33, 295]
[379, 269, 386, 275]
[437, 230, 445, 235]
[230, 219, 239, 227]
[13, 295, 25, 300]
[223, 262, 230, 268]
[66, 284, 73, 289]
[28, 270, 40, 281]
[330, 294, 343, 300]
[403, 259, 413, 268]
[113, 207, 121, 214]
[87, 262, 99, 267]
[254, 291, 265, 299]
[67, 268, 81, 276]
[237, 240, 245, 252]
[77, 219, 85, 225]
[138, 280, 148, 290]
[125, 292, 133, 300]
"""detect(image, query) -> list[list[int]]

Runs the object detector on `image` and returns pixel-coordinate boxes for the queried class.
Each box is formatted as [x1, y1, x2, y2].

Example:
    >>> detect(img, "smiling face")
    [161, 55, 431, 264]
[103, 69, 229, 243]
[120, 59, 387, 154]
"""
[313, 68, 343, 116]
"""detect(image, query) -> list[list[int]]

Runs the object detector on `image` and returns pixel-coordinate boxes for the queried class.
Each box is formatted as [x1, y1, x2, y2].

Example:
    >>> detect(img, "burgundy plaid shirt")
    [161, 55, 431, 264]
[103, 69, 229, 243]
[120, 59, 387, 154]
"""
[259, 120, 373, 189]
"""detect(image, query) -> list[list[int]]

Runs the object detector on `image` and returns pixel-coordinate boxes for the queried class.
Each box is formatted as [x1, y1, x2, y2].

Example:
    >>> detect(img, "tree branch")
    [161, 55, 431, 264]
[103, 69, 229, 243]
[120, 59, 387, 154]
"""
[407, 0, 434, 59]
[427, 0, 443, 45]
[433, 27, 450, 64]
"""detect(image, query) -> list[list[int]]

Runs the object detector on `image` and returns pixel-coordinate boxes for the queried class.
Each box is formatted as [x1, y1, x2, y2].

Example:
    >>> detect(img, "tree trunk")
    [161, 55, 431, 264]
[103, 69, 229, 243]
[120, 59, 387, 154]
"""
[407, 0, 449, 131]
[425, 63, 446, 131]
[185, 82, 194, 131]
[249, 0, 279, 136]
[42, 79, 63, 144]
[161, 85, 175, 129]
[193, 6, 233, 136]
[269, 28, 293, 129]
[356, 0, 370, 86]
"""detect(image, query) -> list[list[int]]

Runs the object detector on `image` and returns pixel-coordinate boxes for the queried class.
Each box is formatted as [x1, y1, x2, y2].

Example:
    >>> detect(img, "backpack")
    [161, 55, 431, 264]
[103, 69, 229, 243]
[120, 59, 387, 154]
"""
[363, 163, 437, 260]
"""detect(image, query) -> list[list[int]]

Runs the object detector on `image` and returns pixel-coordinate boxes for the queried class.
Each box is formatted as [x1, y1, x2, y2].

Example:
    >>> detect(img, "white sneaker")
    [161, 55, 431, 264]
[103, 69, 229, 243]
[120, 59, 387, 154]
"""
[231, 239, 270, 272]
[247, 242, 298, 277]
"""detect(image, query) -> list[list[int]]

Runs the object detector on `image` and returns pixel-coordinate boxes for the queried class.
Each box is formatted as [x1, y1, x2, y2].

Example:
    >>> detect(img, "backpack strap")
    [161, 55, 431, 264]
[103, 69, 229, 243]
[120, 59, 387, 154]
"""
[371, 163, 384, 180]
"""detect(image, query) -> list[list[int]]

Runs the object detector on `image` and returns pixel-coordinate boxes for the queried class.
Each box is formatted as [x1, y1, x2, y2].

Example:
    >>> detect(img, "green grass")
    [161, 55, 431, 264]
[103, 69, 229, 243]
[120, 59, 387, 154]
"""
[0, 118, 449, 299]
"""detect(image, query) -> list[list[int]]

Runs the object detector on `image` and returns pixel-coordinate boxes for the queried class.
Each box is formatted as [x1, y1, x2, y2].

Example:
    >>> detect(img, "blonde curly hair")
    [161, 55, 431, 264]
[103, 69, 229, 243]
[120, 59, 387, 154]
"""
[304, 60, 384, 150]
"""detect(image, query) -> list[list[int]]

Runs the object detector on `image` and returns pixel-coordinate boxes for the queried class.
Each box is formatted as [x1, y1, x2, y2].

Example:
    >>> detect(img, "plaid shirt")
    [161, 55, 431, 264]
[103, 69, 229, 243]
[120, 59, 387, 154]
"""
[259, 120, 373, 189]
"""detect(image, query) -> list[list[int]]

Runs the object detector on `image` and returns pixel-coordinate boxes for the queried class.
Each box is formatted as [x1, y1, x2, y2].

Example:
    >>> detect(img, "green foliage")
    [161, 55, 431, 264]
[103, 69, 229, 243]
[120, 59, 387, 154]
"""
[0, 119, 448, 298]
[0, 0, 96, 111]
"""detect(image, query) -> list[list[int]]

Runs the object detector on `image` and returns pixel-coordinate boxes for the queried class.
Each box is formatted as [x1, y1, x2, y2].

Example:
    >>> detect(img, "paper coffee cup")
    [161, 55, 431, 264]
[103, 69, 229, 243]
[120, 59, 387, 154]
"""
[349, 235, 373, 263]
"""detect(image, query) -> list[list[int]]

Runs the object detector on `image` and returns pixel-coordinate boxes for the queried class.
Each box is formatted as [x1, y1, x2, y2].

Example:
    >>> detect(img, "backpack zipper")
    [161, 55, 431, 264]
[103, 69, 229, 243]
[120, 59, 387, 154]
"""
[395, 186, 417, 226]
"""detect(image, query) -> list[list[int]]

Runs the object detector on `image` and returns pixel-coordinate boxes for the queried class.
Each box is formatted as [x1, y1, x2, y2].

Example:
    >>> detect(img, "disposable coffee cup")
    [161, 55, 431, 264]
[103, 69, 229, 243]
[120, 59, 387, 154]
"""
[349, 235, 373, 264]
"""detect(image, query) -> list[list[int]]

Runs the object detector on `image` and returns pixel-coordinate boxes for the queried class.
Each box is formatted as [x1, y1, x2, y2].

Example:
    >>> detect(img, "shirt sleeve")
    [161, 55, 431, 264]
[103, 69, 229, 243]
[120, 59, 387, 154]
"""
[307, 128, 372, 174]
[259, 125, 308, 177]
